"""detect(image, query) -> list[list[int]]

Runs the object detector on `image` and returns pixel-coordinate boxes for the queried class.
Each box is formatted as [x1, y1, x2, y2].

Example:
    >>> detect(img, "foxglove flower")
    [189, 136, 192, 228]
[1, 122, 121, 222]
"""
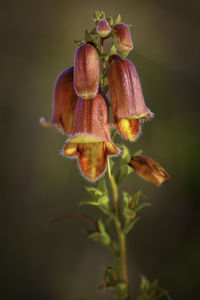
[108, 55, 153, 141]
[74, 43, 99, 99]
[96, 19, 111, 37]
[113, 22, 133, 52]
[129, 156, 170, 186]
[64, 90, 119, 181]
[40, 67, 78, 134]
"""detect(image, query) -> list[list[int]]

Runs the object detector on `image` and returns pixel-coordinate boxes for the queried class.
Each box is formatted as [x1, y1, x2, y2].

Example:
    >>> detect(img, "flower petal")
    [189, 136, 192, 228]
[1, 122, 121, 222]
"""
[117, 119, 140, 141]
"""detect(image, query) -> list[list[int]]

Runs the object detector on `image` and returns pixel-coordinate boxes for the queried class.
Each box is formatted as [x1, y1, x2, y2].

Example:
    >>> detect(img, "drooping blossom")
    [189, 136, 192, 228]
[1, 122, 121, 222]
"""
[108, 55, 153, 141]
[40, 67, 78, 134]
[129, 156, 170, 186]
[64, 90, 119, 181]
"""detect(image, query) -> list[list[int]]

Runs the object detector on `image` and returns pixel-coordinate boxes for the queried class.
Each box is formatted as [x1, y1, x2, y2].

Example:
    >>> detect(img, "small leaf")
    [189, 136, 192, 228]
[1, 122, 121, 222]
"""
[89, 27, 97, 34]
[123, 217, 140, 234]
[133, 149, 143, 156]
[115, 14, 121, 24]
[89, 219, 111, 246]
[122, 191, 132, 208]
[120, 51, 130, 58]
[121, 145, 131, 164]
[110, 43, 117, 55]
[85, 29, 93, 42]
[73, 40, 85, 46]
[85, 186, 103, 198]
[97, 178, 108, 194]
[115, 164, 133, 184]
[107, 16, 114, 26]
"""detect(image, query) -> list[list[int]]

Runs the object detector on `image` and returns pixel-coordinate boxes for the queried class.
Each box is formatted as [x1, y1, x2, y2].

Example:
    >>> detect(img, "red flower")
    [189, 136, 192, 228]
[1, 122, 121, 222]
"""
[74, 43, 99, 99]
[40, 67, 78, 134]
[108, 55, 153, 141]
[64, 90, 119, 181]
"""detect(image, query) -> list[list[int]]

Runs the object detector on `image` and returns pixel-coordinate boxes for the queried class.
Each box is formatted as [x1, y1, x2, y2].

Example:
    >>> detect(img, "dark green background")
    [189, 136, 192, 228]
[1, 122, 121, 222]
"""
[1, 0, 199, 299]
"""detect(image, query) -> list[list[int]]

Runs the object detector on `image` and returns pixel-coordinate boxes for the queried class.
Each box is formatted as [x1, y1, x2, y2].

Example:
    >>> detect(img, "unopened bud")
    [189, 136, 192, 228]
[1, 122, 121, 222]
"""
[113, 22, 133, 52]
[96, 19, 111, 37]
[129, 156, 170, 186]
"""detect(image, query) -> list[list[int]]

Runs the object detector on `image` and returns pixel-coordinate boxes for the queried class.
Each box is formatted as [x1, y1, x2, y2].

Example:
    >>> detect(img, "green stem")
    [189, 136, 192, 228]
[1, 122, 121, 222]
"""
[100, 37, 129, 299]
[107, 159, 129, 299]
[100, 37, 107, 89]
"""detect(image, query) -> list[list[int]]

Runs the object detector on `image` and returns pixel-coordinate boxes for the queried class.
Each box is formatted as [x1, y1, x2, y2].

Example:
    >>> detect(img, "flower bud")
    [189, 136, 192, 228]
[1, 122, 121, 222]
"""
[96, 19, 111, 37]
[129, 156, 170, 186]
[113, 22, 133, 52]
[40, 67, 78, 134]
[64, 89, 119, 181]
[74, 43, 99, 99]
[108, 55, 153, 141]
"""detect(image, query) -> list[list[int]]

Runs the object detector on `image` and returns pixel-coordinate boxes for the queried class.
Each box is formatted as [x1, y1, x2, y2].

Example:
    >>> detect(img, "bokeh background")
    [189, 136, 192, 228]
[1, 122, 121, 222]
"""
[1, 0, 200, 299]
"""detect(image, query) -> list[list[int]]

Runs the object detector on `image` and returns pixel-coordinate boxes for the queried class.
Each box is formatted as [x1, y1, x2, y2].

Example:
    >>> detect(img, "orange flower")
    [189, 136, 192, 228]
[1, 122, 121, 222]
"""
[40, 67, 78, 134]
[129, 156, 170, 186]
[108, 55, 153, 141]
[74, 43, 99, 99]
[113, 22, 133, 52]
[96, 19, 111, 37]
[64, 90, 119, 181]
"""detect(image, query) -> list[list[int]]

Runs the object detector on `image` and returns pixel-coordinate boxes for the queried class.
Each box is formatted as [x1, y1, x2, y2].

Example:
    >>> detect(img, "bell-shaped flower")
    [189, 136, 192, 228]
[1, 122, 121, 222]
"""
[64, 90, 119, 182]
[129, 156, 170, 186]
[96, 19, 111, 37]
[113, 22, 133, 52]
[108, 55, 153, 141]
[40, 67, 78, 134]
[74, 43, 99, 99]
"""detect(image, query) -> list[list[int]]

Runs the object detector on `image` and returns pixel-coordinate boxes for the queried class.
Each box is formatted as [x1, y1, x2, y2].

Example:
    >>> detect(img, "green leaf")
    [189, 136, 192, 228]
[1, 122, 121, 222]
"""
[121, 145, 131, 164]
[108, 16, 114, 26]
[85, 186, 103, 197]
[115, 14, 121, 24]
[89, 219, 111, 246]
[115, 164, 133, 184]
[123, 208, 136, 220]
[97, 177, 108, 194]
[110, 43, 117, 55]
[123, 216, 140, 234]
[120, 51, 130, 58]
[122, 191, 132, 208]
[89, 27, 97, 34]
[85, 29, 93, 42]
[73, 40, 85, 46]
[133, 149, 143, 156]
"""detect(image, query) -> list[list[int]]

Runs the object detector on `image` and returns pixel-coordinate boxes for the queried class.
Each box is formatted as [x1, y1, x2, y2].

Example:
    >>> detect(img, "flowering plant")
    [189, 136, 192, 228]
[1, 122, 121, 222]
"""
[41, 11, 171, 300]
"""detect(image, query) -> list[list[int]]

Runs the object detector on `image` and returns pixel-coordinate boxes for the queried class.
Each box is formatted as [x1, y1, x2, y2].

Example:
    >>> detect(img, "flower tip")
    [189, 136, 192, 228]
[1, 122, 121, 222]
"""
[39, 117, 53, 128]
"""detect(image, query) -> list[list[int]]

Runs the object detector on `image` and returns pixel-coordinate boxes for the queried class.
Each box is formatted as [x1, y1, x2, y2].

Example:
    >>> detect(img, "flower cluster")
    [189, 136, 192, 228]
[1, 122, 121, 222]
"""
[40, 14, 154, 182]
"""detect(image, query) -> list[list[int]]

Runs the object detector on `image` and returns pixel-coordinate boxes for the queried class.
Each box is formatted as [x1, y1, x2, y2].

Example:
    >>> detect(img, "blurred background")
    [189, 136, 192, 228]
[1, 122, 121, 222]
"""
[1, 0, 200, 299]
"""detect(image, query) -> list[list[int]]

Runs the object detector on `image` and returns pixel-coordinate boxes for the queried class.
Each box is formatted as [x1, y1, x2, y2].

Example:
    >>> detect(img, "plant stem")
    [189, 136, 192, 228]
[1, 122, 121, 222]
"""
[100, 37, 129, 299]
[107, 159, 129, 299]
[100, 37, 107, 89]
